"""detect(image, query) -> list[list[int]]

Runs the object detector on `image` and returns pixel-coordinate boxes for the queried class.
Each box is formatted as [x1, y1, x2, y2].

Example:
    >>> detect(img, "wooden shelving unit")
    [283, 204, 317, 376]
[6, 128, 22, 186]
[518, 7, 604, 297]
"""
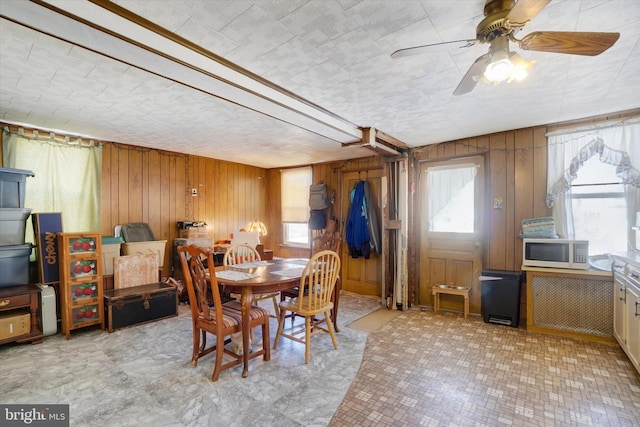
[58, 232, 104, 339]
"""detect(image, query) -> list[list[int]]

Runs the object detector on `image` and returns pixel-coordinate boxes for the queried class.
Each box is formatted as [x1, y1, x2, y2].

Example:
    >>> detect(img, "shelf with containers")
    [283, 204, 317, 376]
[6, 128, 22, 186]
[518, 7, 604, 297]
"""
[0, 167, 40, 346]
[58, 232, 104, 339]
[0, 167, 34, 289]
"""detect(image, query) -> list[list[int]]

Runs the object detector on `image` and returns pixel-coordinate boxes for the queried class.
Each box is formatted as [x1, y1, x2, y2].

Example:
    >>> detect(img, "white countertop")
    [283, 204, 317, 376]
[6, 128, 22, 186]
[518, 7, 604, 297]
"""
[609, 251, 640, 269]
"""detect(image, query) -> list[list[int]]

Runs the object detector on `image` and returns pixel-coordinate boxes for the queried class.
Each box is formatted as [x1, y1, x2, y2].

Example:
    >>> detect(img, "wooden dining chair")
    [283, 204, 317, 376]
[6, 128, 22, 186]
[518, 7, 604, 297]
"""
[224, 244, 280, 318]
[178, 244, 270, 381]
[274, 250, 341, 364]
[310, 234, 342, 257]
[280, 235, 342, 325]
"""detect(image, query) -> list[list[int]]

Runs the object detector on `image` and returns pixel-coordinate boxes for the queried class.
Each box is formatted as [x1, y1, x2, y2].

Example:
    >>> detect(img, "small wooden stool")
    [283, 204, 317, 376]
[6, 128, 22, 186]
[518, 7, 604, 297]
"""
[432, 285, 471, 318]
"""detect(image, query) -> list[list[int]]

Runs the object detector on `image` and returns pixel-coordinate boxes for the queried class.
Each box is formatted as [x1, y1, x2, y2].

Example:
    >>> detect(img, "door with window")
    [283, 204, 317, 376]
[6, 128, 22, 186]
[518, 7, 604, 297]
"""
[341, 170, 384, 296]
[419, 157, 484, 311]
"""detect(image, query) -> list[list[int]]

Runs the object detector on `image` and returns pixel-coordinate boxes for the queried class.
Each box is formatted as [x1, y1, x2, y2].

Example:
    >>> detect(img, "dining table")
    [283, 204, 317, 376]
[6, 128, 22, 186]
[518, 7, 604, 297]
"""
[213, 257, 341, 378]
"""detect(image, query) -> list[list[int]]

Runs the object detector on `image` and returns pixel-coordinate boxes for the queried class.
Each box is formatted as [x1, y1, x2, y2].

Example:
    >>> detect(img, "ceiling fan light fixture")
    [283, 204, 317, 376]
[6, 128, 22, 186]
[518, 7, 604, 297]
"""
[482, 37, 535, 84]
[395, 0, 620, 96]
[484, 57, 515, 82]
[484, 36, 513, 83]
[510, 67, 528, 81]
[508, 53, 535, 82]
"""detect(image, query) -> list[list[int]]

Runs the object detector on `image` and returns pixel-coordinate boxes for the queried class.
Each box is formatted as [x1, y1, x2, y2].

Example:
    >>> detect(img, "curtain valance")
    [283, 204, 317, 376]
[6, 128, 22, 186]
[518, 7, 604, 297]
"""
[546, 121, 640, 208]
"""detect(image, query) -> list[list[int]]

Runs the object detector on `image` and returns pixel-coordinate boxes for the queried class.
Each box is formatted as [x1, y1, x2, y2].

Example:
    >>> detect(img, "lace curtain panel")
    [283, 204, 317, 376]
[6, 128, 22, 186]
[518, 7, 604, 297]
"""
[546, 120, 640, 239]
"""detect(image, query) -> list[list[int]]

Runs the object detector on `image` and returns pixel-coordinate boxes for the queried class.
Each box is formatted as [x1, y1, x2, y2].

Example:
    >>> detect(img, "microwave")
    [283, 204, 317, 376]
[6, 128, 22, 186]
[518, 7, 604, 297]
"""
[522, 238, 589, 270]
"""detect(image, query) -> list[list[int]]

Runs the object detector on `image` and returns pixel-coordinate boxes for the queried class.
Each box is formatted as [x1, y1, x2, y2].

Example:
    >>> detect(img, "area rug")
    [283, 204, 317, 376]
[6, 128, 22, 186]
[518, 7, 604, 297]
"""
[346, 307, 403, 333]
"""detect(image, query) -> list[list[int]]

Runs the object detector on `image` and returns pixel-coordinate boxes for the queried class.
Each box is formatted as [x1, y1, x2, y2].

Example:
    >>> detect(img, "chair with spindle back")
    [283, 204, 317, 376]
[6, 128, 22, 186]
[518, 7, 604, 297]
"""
[178, 244, 270, 381]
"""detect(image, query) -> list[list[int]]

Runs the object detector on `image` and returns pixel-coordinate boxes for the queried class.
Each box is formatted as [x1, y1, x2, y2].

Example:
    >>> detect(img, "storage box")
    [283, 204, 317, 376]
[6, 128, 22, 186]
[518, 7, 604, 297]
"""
[121, 223, 156, 242]
[0, 208, 32, 245]
[0, 244, 33, 288]
[102, 235, 124, 276]
[0, 312, 30, 340]
[121, 240, 167, 268]
[178, 228, 208, 238]
[0, 167, 34, 209]
[32, 213, 63, 284]
[104, 282, 178, 332]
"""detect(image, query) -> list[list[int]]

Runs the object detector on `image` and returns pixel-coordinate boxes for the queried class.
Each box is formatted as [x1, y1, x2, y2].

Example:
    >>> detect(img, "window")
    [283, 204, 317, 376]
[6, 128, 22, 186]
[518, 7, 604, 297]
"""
[281, 166, 311, 246]
[570, 157, 626, 255]
[546, 121, 640, 257]
[426, 164, 477, 233]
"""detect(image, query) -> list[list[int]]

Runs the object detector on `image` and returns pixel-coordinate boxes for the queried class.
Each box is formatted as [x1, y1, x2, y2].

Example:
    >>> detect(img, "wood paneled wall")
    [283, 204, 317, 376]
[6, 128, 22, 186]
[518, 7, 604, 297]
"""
[265, 156, 384, 260]
[409, 127, 549, 304]
[101, 128, 550, 302]
[101, 143, 267, 276]
[9, 109, 634, 304]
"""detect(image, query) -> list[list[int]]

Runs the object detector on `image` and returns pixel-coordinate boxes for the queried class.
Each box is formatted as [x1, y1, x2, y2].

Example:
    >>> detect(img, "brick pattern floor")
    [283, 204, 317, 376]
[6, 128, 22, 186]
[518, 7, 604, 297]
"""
[330, 309, 640, 426]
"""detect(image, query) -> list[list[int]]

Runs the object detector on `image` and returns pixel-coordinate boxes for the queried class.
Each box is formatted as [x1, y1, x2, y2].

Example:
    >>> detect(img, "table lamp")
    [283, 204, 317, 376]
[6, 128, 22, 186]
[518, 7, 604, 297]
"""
[244, 220, 267, 259]
[244, 220, 267, 241]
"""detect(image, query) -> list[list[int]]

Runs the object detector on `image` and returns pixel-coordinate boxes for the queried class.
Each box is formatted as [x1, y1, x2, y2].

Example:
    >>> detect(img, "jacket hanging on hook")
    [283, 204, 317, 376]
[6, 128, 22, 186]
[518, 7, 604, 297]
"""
[346, 180, 373, 258]
[363, 180, 381, 254]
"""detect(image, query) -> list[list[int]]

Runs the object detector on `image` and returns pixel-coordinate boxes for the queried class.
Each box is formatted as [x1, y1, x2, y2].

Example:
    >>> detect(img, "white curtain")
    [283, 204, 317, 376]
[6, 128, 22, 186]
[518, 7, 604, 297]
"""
[546, 121, 640, 245]
[427, 163, 477, 232]
[2, 129, 102, 243]
[281, 166, 311, 222]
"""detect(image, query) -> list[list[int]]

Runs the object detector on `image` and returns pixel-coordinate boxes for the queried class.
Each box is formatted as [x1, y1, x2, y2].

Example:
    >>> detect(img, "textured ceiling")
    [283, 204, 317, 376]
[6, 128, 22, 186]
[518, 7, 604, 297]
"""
[1, 0, 639, 169]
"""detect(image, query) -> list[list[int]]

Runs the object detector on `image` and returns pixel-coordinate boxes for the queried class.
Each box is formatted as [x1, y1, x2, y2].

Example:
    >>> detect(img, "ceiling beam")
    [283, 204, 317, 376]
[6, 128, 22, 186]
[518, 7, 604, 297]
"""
[342, 127, 407, 156]
[2, 0, 363, 144]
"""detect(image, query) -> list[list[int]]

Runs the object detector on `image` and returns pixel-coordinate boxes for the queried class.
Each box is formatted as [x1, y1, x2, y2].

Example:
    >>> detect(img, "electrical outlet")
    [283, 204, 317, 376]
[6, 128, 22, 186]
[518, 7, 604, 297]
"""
[493, 197, 503, 209]
[191, 188, 197, 196]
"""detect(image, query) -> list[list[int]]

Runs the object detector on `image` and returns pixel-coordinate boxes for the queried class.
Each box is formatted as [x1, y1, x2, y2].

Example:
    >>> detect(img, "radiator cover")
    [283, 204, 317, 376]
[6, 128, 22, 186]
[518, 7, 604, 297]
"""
[531, 274, 613, 337]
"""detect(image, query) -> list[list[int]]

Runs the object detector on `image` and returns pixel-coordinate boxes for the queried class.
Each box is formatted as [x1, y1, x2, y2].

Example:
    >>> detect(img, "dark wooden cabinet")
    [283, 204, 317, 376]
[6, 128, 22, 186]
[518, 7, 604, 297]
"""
[0, 284, 43, 345]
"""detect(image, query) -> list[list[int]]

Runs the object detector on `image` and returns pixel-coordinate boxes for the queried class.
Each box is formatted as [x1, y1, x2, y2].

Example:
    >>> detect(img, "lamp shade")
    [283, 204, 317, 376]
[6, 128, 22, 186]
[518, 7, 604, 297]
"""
[484, 37, 512, 83]
[484, 58, 514, 83]
[244, 220, 268, 237]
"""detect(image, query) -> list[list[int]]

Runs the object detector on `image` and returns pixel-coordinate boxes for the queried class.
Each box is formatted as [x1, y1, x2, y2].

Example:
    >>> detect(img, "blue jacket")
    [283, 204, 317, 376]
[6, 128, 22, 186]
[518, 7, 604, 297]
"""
[346, 181, 371, 258]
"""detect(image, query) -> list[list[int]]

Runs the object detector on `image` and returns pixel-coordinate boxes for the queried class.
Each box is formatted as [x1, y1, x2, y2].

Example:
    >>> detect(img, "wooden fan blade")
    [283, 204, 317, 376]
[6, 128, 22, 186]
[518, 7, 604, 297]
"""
[506, 0, 551, 25]
[391, 39, 477, 58]
[453, 53, 490, 96]
[518, 31, 620, 56]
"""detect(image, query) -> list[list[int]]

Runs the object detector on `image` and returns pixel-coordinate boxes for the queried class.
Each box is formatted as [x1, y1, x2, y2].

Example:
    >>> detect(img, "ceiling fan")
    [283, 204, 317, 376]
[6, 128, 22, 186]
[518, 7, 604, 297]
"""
[390, 0, 620, 95]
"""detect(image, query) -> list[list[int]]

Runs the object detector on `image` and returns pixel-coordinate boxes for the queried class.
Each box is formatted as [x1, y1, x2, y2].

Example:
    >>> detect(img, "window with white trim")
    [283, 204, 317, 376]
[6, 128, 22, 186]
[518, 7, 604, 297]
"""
[281, 167, 311, 246]
[427, 163, 477, 233]
[570, 156, 626, 255]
